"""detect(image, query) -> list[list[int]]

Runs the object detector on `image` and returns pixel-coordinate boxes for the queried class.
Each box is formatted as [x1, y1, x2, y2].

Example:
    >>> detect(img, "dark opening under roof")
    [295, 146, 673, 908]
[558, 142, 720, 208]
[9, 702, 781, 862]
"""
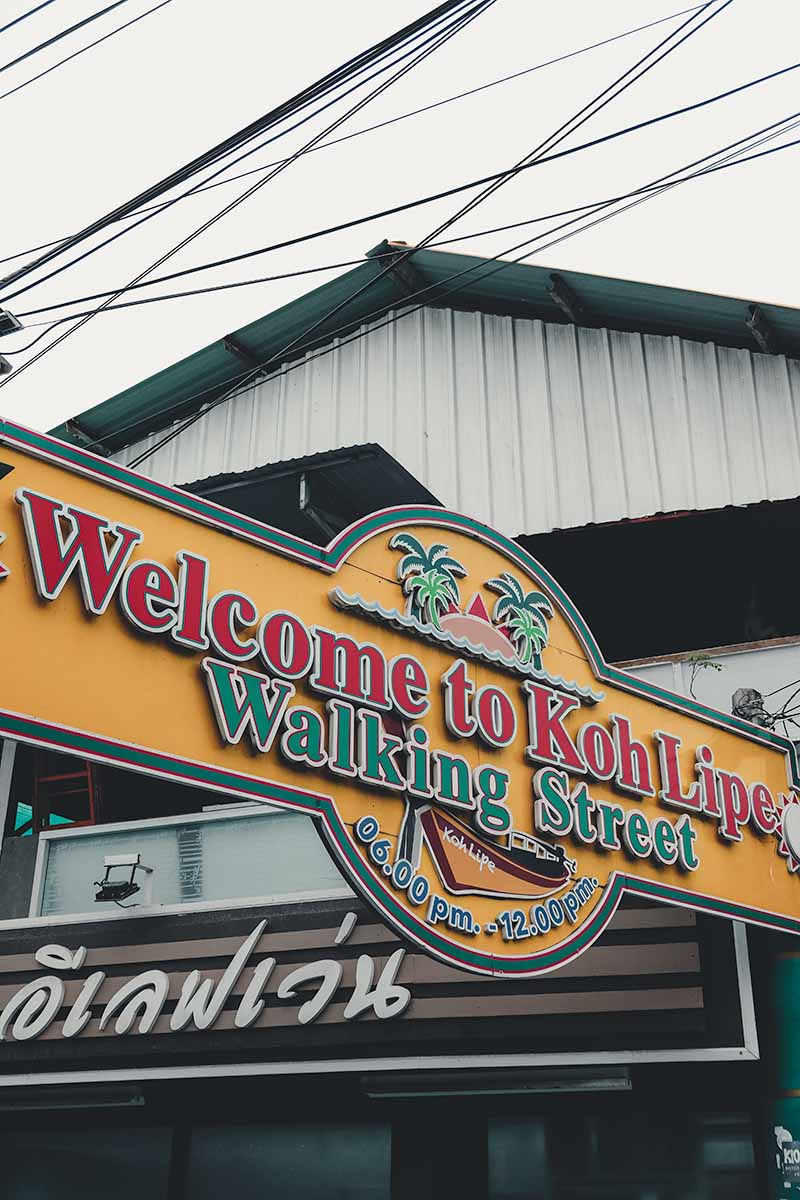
[50, 244, 800, 455]
[183, 442, 440, 546]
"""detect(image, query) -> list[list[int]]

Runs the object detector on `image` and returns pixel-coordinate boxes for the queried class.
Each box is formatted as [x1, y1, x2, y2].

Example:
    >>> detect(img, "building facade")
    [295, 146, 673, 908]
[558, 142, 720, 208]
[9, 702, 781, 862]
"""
[2, 249, 800, 1197]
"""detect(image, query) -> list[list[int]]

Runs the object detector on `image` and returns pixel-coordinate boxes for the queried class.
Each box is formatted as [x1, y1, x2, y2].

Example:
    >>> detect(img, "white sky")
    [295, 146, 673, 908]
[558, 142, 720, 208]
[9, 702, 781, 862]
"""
[1, 0, 799, 433]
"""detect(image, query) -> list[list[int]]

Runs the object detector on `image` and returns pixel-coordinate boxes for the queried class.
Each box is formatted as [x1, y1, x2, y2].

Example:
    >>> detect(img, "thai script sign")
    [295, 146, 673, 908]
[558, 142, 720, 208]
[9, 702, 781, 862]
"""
[0, 913, 409, 1043]
[1, 420, 799, 977]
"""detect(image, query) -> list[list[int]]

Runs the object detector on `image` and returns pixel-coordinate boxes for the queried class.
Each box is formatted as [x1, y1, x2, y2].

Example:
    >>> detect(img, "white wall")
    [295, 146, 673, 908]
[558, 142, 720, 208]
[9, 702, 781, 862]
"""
[117, 306, 800, 537]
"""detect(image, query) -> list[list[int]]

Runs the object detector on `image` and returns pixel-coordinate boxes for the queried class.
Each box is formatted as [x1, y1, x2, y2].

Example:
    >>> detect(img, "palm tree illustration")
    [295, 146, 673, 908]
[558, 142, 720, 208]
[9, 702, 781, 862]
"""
[487, 572, 554, 668]
[390, 533, 467, 630]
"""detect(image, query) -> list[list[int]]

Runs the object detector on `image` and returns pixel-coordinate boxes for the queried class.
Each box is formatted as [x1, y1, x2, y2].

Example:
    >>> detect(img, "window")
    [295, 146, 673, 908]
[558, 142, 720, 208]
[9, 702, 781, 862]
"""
[0, 1127, 172, 1199]
[488, 1111, 755, 1199]
[186, 1122, 391, 1199]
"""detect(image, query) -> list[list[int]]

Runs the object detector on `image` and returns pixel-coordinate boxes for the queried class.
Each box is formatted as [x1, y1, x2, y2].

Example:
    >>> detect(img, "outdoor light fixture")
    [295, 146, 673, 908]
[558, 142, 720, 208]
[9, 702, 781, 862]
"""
[362, 1067, 632, 1099]
[94, 853, 153, 907]
[0, 1087, 145, 1112]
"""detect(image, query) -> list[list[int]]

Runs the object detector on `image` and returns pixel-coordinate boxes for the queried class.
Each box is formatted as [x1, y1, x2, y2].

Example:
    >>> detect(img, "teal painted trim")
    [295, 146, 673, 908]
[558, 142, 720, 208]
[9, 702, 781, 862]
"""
[47, 248, 800, 454]
[3, 419, 800, 975]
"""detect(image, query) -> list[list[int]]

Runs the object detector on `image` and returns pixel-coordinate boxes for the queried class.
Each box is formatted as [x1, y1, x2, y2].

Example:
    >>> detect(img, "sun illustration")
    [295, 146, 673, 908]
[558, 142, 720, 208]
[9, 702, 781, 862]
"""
[775, 791, 800, 873]
[389, 533, 554, 669]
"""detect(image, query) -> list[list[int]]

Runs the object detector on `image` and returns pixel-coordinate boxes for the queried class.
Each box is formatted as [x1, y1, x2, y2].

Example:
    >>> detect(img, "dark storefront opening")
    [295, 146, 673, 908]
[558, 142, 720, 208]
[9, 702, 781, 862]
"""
[522, 495, 800, 664]
[0, 1068, 759, 1198]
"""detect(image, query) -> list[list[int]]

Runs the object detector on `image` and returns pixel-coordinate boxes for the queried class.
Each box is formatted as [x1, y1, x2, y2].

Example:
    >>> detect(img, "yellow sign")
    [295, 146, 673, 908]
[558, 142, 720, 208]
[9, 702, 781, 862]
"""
[1, 420, 799, 977]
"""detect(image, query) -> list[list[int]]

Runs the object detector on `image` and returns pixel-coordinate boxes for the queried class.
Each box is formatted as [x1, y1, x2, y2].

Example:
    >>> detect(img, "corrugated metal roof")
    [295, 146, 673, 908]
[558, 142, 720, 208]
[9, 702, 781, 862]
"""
[183, 442, 440, 544]
[51, 245, 800, 453]
[113, 306, 800, 538]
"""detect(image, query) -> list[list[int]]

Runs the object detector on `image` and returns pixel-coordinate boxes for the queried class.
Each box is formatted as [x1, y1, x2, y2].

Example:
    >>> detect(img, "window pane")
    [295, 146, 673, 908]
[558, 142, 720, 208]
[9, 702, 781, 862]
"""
[489, 1111, 755, 1200]
[188, 1122, 390, 1200]
[0, 1127, 171, 1199]
[38, 808, 348, 916]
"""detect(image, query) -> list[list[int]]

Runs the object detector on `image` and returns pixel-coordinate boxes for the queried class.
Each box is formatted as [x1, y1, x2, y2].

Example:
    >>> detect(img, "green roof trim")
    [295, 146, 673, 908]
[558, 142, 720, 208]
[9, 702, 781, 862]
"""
[50, 246, 800, 454]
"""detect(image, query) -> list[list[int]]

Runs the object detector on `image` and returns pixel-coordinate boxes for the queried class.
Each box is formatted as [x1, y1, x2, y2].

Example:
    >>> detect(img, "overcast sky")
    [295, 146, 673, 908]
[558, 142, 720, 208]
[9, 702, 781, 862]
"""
[1, 0, 799, 433]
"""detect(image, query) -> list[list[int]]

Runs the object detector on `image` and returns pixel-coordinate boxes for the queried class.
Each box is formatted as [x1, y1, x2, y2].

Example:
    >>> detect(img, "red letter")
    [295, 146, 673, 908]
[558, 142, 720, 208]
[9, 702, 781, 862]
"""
[750, 782, 778, 834]
[655, 732, 701, 812]
[259, 611, 313, 679]
[173, 551, 209, 651]
[442, 660, 476, 739]
[475, 685, 517, 748]
[121, 560, 178, 634]
[717, 770, 750, 842]
[524, 683, 585, 773]
[389, 656, 429, 719]
[311, 630, 389, 709]
[207, 591, 259, 661]
[610, 714, 654, 797]
[16, 489, 142, 614]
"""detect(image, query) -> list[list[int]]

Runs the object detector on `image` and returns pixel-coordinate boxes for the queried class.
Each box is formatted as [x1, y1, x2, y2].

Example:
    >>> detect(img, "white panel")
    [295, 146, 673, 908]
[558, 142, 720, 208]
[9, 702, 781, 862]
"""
[542, 323, 593, 530]
[716, 345, 768, 505]
[624, 641, 800, 727]
[642, 334, 696, 514]
[573, 327, 627, 524]
[604, 330, 662, 519]
[116, 308, 800, 537]
[679, 340, 731, 511]
[751, 354, 800, 501]
[513, 319, 560, 534]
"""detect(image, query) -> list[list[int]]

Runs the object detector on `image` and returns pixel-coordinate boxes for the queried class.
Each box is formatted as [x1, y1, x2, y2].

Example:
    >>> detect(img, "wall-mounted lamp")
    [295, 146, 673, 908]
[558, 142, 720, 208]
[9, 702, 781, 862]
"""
[94, 853, 153, 907]
[362, 1067, 631, 1099]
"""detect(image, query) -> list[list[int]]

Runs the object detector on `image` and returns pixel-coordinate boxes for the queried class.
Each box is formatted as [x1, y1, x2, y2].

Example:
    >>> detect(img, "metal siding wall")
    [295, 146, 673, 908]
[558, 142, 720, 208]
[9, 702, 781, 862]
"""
[116, 308, 800, 536]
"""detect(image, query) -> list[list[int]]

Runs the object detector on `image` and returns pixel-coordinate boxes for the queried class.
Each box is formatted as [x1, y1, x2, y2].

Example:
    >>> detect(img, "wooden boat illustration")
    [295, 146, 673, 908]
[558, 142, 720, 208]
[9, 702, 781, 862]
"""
[418, 806, 575, 900]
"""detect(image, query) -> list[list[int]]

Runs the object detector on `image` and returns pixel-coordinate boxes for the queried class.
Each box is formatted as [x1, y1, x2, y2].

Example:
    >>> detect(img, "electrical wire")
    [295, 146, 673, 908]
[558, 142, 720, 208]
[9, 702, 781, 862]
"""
[14, 57, 800, 322]
[0, 0, 130, 76]
[122, 113, 800, 470]
[0, 1, 484, 303]
[10, 123, 800, 335]
[17, 6, 775, 326]
[0, 3, 707, 268]
[125, 0, 732, 433]
[0, 1, 60, 37]
[0, 0, 480, 292]
[0, 0, 496, 386]
[0, 0, 174, 103]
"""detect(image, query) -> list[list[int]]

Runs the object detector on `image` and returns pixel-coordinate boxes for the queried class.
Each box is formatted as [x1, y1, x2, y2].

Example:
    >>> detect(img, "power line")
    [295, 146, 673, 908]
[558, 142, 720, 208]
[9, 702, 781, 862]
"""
[0, 0, 496, 387]
[17, 49, 794, 323]
[0, 3, 707, 269]
[163, 0, 733, 374]
[120, 0, 735, 468]
[0, 2, 482, 303]
[11, 124, 800, 335]
[0, 0, 130, 76]
[0, 0, 174, 103]
[122, 113, 800, 471]
[2, 3, 499, 308]
[0, 1, 60, 37]
[0, 0, 480, 294]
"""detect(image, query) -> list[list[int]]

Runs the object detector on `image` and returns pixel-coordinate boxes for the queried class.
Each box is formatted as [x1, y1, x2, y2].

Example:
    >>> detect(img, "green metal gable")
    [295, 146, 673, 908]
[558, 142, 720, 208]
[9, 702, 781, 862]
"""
[50, 246, 800, 454]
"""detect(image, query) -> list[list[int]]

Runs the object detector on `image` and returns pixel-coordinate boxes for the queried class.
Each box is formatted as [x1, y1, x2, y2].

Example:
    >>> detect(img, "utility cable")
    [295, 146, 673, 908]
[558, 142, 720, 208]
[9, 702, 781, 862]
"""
[0, 0, 496, 387]
[0, 0, 174, 103]
[0, 0, 130, 76]
[12, 57, 799, 322]
[220, 0, 733, 374]
[11, 121, 800, 333]
[0, 1, 60, 37]
[122, 113, 800, 471]
[0, 3, 706, 269]
[125, 0, 729, 421]
[0, 0, 480, 291]
[0, 0, 483, 301]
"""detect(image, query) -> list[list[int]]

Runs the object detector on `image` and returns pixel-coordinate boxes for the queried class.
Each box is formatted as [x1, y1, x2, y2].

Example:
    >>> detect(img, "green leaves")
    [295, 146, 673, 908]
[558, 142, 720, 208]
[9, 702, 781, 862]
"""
[391, 531, 467, 628]
[487, 571, 554, 667]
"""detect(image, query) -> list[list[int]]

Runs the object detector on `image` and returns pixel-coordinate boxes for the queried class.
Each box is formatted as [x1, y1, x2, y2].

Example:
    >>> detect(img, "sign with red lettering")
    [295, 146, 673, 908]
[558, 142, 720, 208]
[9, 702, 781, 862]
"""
[1, 420, 799, 976]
